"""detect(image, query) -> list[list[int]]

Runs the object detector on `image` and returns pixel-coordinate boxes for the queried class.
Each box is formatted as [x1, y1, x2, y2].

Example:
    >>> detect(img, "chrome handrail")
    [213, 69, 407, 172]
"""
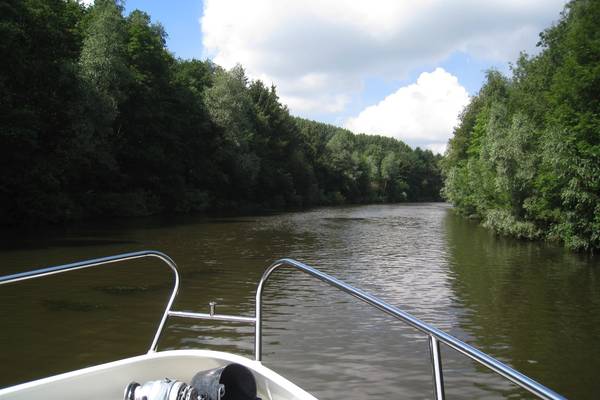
[0, 251, 255, 353]
[0, 252, 564, 400]
[255, 258, 565, 400]
[0, 250, 180, 353]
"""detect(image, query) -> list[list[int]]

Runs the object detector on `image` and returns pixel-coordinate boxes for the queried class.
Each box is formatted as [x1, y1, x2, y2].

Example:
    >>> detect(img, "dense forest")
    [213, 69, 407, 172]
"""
[442, 0, 599, 251]
[0, 0, 442, 226]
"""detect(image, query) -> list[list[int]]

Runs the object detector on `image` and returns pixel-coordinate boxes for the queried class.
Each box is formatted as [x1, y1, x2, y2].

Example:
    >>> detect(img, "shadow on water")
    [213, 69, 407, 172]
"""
[0, 236, 138, 251]
[0, 212, 271, 252]
[41, 299, 112, 312]
[205, 219, 259, 224]
[92, 283, 168, 295]
[322, 217, 367, 221]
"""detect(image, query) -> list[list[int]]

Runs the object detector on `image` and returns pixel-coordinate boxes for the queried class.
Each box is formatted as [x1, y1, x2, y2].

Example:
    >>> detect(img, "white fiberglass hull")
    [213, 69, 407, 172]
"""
[0, 350, 317, 400]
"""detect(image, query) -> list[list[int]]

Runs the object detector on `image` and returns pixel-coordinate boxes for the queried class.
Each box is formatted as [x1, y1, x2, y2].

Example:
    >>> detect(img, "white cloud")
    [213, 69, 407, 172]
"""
[345, 68, 470, 152]
[201, 0, 566, 115]
[426, 142, 448, 155]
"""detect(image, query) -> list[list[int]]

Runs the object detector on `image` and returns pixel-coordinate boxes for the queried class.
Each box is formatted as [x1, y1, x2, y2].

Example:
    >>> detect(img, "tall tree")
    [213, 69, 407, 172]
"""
[442, 0, 600, 250]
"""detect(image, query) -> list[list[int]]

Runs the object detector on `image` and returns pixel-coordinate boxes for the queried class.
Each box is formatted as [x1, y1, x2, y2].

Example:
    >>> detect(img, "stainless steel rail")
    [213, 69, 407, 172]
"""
[0, 251, 254, 353]
[0, 250, 180, 352]
[255, 258, 565, 400]
[1, 252, 565, 400]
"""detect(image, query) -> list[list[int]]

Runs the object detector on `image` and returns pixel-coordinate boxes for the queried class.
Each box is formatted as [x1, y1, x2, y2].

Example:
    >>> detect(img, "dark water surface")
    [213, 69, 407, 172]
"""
[1, 204, 599, 399]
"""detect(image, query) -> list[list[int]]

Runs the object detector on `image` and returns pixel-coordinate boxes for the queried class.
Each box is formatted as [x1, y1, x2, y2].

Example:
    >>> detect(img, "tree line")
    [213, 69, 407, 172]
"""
[0, 0, 442, 226]
[442, 0, 599, 251]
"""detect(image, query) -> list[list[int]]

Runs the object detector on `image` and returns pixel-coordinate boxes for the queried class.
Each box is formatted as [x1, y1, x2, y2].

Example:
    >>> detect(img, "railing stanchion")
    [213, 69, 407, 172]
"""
[429, 335, 445, 400]
[255, 263, 274, 362]
[255, 300, 263, 361]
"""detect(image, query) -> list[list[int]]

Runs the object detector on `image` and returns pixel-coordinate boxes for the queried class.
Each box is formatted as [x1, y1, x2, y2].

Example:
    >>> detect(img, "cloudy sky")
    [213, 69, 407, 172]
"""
[125, 0, 566, 153]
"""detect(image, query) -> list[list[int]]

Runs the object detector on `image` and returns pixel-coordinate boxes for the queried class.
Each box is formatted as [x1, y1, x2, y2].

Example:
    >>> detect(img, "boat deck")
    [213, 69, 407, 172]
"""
[0, 350, 317, 400]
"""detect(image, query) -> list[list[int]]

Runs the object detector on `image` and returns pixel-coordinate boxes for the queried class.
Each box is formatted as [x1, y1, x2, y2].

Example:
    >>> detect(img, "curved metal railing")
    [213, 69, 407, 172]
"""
[0, 250, 254, 352]
[0, 250, 179, 352]
[0, 252, 565, 400]
[255, 258, 565, 400]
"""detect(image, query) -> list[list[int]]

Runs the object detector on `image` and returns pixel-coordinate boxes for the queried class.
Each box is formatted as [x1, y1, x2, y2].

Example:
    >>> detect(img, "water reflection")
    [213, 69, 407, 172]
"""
[0, 204, 598, 399]
[443, 212, 600, 399]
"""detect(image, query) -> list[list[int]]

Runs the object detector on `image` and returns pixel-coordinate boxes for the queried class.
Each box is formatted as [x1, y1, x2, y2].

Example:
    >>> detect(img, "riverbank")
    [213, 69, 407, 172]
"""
[441, 0, 600, 252]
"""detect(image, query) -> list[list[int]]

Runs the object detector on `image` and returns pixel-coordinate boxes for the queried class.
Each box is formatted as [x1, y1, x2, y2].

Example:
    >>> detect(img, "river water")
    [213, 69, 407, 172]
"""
[0, 203, 598, 399]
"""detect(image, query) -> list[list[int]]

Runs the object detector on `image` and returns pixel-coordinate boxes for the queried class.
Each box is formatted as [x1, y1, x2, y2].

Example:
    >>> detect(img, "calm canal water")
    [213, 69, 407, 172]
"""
[0, 203, 598, 399]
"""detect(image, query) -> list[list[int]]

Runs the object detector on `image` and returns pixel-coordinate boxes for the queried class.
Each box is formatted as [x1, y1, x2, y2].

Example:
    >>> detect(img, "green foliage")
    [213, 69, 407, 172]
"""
[79, 0, 128, 116]
[0, 0, 92, 224]
[482, 209, 542, 240]
[442, 0, 600, 251]
[0, 0, 443, 227]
